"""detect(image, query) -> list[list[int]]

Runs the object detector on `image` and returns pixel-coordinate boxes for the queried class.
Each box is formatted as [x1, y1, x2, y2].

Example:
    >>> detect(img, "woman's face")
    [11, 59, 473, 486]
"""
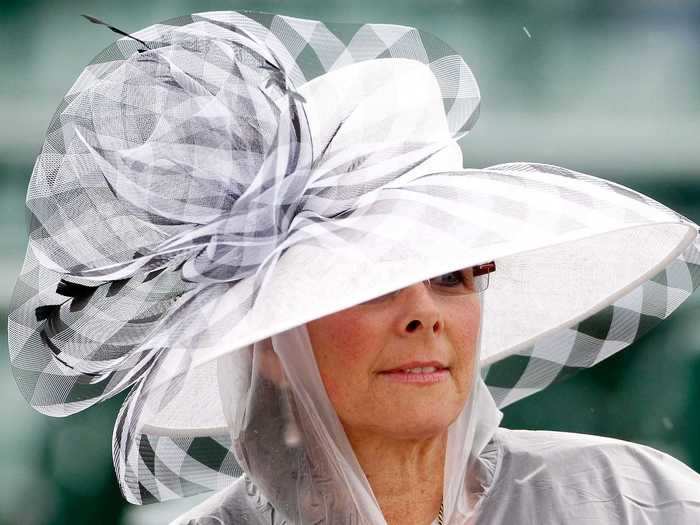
[306, 271, 481, 442]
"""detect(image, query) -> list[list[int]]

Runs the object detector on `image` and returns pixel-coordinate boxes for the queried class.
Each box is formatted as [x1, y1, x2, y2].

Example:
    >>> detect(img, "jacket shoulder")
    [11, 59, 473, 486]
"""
[475, 428, 700, 524]
[492, 427, 700, 481]
[169, 475, 272, 525]
[494, 427, 670, 459]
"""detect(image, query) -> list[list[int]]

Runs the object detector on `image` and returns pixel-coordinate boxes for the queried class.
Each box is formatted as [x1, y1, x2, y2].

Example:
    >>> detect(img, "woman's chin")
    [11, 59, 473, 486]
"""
[373, 404, 462, 441]
[385, 419, 455, 441]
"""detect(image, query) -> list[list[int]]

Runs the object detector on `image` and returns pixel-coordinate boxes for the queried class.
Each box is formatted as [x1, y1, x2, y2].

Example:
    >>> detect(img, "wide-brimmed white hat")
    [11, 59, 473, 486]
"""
[8, 10, 700, 506]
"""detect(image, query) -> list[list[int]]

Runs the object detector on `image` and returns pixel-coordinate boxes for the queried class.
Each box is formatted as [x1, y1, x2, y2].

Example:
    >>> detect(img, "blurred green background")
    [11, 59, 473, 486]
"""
[1, 1, 699, 524]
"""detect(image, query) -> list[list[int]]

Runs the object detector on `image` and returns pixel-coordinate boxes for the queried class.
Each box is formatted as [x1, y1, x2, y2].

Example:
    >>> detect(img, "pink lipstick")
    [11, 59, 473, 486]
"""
[378, 361, 449, 385]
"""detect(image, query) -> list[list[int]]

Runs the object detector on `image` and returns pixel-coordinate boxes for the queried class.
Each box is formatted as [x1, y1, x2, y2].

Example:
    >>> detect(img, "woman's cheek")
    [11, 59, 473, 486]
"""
[318, 368, 340, 401]
[319, 313, 380, 362]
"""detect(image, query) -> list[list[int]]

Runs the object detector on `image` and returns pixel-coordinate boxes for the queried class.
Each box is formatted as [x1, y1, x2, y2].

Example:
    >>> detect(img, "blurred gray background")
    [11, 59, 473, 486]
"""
[1, 1, 699, 524]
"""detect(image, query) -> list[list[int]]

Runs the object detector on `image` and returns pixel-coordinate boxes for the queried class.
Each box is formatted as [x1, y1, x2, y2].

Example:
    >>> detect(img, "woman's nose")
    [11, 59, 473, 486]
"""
[395, 282, 442, 336]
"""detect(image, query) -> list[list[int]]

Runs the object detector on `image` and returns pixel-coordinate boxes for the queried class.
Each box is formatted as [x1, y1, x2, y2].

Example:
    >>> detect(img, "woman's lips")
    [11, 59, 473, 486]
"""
[378, 364, 450, 384]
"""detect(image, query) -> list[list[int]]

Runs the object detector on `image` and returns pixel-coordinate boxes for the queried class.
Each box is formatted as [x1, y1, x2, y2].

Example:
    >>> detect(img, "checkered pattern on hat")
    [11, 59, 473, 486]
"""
[484, 231, 700, 407]
[8, 10, 479, 418]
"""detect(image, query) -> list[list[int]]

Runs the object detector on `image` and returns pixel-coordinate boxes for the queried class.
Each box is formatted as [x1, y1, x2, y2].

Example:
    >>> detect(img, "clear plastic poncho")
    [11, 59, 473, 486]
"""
[177, 290, 502, 524]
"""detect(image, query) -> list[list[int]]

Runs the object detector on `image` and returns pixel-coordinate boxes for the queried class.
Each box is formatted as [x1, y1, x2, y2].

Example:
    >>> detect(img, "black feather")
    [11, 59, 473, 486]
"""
[106, 278, 129, 297]
[56, 279, 98, 299]
[143, 267, 166, 283]
[81, 14, 151, 52]
[35, 304, 60, 322]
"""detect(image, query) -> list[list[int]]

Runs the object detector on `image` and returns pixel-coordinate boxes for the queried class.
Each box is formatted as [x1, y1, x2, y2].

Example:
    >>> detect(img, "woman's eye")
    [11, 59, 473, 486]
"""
[430, 271, 464, 287]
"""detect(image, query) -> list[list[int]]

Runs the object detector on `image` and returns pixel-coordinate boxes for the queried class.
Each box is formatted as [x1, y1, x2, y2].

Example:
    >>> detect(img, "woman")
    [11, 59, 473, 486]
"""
[7, 10, 700, 524]
[196, 267, 499, 524]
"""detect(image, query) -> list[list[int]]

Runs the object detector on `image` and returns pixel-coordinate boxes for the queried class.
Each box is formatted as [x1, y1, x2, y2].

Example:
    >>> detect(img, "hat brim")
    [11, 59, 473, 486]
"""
[112, 162, 699, 503]
[140, 163, 699, 426]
